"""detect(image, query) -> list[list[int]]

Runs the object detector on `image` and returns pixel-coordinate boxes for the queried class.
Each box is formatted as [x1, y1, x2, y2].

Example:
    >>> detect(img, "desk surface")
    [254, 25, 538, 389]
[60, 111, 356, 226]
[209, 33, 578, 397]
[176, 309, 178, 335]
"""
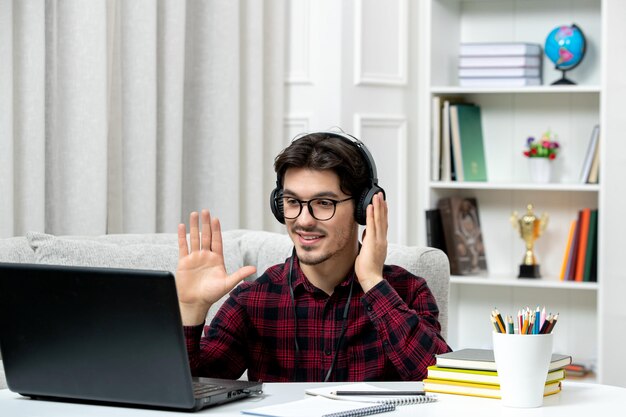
[1, 381, 625, 416]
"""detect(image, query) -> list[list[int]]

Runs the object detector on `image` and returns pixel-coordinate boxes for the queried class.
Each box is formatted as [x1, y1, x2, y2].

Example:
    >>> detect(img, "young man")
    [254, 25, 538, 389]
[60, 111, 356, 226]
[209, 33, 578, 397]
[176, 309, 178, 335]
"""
[176, 132, 450, 382]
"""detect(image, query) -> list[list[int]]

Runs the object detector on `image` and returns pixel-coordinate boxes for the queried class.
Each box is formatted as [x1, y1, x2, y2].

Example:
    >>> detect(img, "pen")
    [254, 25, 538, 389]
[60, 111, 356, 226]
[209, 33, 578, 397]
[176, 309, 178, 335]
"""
[332, 391, 426, 396]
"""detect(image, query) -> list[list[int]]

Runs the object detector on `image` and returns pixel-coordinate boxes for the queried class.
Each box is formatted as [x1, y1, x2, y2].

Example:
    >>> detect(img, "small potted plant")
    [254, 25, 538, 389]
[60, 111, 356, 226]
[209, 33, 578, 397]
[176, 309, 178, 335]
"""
[523, 130, 560, 183]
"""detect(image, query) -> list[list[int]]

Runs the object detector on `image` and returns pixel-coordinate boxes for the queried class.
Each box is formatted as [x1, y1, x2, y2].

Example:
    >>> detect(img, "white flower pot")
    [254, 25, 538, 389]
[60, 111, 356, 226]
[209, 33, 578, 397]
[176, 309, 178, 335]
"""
[528, 158, 552, 183]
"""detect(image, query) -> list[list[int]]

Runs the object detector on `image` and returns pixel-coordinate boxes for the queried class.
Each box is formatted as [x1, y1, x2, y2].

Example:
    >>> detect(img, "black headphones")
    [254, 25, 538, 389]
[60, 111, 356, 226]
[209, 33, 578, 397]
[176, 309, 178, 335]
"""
[270, 131, 385, 225]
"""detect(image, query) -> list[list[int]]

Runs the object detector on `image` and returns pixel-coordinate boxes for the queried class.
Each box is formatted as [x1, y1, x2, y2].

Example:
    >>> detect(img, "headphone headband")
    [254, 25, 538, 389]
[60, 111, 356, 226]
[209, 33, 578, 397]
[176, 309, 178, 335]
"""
[270, 130, 385, 225]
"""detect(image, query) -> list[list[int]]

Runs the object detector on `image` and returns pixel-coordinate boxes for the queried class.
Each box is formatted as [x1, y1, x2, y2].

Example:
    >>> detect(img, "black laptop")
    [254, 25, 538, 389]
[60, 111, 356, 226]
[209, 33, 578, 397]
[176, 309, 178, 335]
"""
[0, 262, 263, 411]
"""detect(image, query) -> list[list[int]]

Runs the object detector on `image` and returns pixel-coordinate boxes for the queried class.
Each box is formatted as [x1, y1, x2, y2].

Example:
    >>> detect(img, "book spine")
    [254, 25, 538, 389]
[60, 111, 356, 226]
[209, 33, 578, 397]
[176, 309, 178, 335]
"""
[456, 104, 487, 182]
[441, 101, 452, 182]
[560, 220, 577, 281]
[565, 213, 581, 281]
[437, 197, 459, 275]
[574, 208, 591, 282]
[583, 209, 598, 282]
[459, 56, 541, 68]
[459, 43, 542, 56]
[449, 104, 464, 181]
[431, 96, 442, 181]
[579, 125, 600, 183]
[587, 134, 601, 184]
[458, 67, 541, 78]
[425, 208, 447, 253]
[459, 77, 541, 87]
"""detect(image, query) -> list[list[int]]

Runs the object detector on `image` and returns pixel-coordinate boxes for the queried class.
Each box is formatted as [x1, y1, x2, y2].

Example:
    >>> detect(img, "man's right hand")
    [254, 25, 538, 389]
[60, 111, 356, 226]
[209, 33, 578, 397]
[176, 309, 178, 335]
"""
[176, 209, 256, 326]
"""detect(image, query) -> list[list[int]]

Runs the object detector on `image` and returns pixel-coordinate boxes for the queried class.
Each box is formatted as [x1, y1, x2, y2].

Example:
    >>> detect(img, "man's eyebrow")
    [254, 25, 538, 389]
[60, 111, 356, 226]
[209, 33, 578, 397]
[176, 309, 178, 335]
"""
[282, 189, 341, 199]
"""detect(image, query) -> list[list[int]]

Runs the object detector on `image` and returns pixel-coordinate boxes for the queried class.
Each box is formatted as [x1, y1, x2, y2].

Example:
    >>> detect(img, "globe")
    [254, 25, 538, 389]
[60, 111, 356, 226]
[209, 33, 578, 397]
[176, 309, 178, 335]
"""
[544, 24, 586, 85]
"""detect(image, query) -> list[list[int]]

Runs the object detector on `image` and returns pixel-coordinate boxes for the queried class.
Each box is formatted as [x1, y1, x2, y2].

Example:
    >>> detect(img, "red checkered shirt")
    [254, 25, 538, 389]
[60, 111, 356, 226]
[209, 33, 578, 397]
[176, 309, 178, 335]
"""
[184, 256, 451, 382]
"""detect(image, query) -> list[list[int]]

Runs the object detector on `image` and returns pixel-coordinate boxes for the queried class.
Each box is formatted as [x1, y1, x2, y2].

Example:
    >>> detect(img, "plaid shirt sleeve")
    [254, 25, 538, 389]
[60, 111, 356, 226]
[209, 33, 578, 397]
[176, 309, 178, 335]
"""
[183, 283, 253, 380]
[360, 265, 451, 381]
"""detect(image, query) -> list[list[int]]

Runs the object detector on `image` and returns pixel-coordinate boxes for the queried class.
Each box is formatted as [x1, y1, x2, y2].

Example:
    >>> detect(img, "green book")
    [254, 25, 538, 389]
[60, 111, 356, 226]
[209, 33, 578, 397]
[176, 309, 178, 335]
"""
[583, 209, 598, 282]
[450, 104, 487, 181]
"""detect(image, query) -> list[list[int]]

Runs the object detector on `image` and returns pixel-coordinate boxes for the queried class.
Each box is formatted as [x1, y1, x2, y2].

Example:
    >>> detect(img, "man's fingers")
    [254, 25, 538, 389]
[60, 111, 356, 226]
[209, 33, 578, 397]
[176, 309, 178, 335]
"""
[366, 203, 375, 240]
[189, 211, 200, 252]
[211, 217, 223, 256]
[201, 209, 212, 251]
[376, 193, 388, 237]
[373, 194, 383, 239]
[227, 266, 257, 288]
[382, 195, 389, 236]
[177, 224, 189, 259]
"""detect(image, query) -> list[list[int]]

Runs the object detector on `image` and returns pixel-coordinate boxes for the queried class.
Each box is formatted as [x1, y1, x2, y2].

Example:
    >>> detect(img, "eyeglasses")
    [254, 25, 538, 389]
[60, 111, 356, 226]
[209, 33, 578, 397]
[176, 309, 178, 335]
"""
[278, 196, 353, 221]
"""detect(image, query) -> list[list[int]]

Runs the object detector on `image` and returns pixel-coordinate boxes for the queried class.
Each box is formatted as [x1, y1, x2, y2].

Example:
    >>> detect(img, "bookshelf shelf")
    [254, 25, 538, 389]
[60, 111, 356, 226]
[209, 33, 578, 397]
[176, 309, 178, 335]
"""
[450, 275, 599, 290]
[429, 182, 600, 192]
[431, 86, 601, 95]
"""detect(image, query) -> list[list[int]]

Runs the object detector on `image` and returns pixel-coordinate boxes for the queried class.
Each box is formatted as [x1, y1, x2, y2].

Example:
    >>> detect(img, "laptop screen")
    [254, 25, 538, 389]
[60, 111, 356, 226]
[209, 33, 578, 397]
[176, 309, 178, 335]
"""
[0, 263, 199, 409]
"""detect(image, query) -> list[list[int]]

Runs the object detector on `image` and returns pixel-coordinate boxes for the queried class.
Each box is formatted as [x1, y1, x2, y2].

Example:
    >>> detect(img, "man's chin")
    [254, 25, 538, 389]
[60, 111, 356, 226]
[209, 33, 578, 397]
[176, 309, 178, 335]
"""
[295, 247, 331, 266]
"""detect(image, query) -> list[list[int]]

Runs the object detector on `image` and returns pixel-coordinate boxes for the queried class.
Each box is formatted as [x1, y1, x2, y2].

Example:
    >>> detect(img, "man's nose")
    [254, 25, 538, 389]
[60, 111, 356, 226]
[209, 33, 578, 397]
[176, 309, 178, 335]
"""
[295, 203, 316, 225]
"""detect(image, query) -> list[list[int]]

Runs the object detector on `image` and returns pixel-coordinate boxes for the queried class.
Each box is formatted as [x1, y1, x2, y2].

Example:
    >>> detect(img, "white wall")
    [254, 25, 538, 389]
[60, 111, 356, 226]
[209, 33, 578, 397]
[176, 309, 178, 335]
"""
[284, 0, 420, 245]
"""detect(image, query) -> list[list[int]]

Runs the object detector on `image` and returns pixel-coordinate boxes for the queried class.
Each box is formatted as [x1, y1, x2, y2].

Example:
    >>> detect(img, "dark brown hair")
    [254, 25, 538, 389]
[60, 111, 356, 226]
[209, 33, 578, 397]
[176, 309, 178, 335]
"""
[273, 133, 369, 198]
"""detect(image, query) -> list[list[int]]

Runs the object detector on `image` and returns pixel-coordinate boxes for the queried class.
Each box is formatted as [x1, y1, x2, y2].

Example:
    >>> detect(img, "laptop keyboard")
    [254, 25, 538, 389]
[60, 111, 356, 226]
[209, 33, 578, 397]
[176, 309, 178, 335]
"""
[193, 381, 225, 398]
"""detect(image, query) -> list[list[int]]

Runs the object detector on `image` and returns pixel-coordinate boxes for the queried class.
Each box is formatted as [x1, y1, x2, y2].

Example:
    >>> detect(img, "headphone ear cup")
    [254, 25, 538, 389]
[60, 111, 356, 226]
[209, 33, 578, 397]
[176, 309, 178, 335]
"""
[270, 188, 285, 224]
[355, 185, 385, 226]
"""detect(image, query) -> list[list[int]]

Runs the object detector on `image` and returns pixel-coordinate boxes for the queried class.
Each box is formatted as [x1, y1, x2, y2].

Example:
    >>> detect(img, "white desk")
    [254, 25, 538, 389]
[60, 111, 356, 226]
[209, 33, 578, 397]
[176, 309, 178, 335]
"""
[1, 381, 624, 416]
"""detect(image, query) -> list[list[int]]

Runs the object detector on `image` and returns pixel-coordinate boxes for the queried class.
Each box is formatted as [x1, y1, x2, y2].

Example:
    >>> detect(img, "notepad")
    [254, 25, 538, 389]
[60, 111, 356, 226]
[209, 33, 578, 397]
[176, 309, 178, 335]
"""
[241, 396, 395, 417]
[306, 383, 438, 405]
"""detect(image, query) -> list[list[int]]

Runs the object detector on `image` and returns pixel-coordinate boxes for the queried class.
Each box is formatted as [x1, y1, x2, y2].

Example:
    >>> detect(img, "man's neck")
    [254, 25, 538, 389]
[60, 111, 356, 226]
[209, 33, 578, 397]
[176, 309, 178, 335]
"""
[300, 244, 359, 295]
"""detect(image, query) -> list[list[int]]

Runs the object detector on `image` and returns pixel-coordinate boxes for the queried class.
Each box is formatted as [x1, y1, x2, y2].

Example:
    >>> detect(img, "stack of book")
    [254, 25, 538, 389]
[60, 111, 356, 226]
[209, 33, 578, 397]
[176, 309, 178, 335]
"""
[423, 349, 571, 399]
[458, 42, 543, 87]
[560, 208, 599, 282]
[563, 363, 594, 379]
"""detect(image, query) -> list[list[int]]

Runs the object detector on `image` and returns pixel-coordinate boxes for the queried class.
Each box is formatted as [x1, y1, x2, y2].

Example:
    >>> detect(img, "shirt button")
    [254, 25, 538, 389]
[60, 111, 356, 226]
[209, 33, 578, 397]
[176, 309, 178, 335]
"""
[383, 340, 389, 346]
[325, 349, 332, 356]
[367, 305, 373, 312]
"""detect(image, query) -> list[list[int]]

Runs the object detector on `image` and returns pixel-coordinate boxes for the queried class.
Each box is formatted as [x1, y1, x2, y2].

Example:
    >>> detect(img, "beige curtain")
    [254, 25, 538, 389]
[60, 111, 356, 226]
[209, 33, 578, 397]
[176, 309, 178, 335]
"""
[0, 0, 286, 237]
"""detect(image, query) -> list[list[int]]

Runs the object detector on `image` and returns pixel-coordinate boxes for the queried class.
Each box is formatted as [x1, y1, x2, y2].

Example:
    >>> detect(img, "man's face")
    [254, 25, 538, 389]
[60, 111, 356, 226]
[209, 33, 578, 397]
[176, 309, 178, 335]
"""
[282, 167, 358, 267]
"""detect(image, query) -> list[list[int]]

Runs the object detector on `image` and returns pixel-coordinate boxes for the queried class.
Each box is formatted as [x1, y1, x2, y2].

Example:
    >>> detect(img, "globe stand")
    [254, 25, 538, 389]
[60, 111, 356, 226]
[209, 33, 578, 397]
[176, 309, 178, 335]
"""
[551, 69, 576, 85]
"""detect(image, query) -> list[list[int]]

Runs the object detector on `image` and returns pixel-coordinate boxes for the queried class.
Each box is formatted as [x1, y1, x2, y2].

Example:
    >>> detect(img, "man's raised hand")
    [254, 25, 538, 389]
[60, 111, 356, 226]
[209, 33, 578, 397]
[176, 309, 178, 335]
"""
[176, 209, 256, 325]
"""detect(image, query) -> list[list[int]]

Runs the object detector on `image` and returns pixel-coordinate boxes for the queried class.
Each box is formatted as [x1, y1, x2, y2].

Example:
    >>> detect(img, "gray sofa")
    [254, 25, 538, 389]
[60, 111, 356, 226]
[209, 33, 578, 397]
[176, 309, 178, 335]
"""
[0, 230, 450, 389]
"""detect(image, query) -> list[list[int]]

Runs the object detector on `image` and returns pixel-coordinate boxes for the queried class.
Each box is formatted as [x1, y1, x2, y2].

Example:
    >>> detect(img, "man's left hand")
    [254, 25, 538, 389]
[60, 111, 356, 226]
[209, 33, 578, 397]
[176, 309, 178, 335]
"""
[355, 192, 388, 292]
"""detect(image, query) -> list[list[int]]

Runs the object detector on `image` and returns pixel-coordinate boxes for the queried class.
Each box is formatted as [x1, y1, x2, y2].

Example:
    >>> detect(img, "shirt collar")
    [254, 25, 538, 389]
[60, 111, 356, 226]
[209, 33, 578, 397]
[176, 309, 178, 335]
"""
[289, 254, 356, 294]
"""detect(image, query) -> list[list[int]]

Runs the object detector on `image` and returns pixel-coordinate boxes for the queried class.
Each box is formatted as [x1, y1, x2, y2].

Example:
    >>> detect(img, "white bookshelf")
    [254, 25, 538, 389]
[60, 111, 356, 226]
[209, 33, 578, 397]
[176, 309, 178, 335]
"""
[417, 0, 626, 386]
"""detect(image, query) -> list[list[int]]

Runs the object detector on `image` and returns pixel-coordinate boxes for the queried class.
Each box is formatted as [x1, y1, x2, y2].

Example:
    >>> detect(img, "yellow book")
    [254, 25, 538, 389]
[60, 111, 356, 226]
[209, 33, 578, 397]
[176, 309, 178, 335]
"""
[423, 378, 562, 399]
[427, 365, 566, 386]
[560, 220, 577, 280]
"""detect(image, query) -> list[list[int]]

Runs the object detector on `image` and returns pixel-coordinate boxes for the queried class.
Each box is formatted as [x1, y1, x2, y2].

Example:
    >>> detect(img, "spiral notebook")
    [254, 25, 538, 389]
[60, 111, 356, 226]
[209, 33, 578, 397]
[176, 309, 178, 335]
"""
[241, 396, 395, 417]
[305, 383, 438, 406]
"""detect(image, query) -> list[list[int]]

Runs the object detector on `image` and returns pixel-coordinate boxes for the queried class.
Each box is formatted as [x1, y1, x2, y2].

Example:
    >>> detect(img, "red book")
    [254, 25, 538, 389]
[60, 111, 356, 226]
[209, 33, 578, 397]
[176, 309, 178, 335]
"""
[574, 208, 591, 282]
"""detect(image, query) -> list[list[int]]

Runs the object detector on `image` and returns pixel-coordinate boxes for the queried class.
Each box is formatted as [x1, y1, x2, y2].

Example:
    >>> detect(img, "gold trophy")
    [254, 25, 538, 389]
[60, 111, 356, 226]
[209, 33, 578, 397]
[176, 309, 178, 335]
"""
[510, 204, 549, 278]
